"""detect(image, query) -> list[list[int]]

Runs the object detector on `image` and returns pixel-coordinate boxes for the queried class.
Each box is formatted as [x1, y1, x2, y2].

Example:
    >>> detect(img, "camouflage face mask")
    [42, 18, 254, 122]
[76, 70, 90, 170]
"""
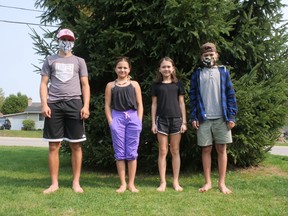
[58, 40, 74, 54]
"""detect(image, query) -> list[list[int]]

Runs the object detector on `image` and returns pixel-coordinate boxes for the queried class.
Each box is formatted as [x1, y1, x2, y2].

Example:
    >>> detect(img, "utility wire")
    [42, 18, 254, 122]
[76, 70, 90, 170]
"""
[0, 4, 44, 12]
[0, 4, 58, 27]
[0, 19, 59, 28]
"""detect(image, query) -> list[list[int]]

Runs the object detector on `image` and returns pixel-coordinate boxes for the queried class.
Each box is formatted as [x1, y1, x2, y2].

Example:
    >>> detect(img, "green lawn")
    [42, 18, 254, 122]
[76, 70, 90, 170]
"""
[0, 146, 287, 216]
[276, 141, 288, 146]
[0, 130, 42, 138]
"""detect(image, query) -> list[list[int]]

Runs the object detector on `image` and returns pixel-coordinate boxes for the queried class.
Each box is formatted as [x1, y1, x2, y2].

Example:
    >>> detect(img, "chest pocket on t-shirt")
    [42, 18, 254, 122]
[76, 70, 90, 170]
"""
[55, 63, 74, 82]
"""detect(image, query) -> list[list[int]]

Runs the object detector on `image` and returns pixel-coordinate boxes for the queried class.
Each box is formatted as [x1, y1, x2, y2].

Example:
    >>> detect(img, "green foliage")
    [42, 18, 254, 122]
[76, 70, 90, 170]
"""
[33, 0, 288, 171]
[22, 119, 35, 131]
[0, 93, 28, 114]
[0, 88, 5, 110]
[231, 64, 288, 166]
[81, 93, 115, 169]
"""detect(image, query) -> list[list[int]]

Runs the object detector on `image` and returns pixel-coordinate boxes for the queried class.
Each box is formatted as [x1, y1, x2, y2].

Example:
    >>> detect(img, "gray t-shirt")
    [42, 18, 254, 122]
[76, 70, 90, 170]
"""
[199, 67, 223, 119]
[41, 54, 88, 103]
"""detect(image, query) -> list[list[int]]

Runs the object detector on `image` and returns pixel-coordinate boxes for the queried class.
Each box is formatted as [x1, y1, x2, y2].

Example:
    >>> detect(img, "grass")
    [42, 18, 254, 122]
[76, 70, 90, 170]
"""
[0, 146, 287, 216]
[276, 141, 288, 146]
[0, 130, 42, 138]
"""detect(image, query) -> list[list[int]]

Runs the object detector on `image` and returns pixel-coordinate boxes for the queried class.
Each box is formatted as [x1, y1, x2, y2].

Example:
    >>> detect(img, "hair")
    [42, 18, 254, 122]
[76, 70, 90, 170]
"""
[114, 56, 131, 69]
[155, 57, 178, 83]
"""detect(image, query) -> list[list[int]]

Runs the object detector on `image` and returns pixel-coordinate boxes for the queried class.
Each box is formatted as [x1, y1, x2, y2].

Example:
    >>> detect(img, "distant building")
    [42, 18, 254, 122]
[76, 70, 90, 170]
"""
[3, 98, 44, 130]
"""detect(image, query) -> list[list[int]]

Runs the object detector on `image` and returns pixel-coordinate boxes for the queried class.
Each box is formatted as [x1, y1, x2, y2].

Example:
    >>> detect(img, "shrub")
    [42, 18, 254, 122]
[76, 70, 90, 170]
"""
[22, 119, 35, 131]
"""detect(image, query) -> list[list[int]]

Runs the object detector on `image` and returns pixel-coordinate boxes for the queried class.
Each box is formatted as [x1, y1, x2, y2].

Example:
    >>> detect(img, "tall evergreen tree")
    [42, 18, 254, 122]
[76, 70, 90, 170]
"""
[0, 88, 5, 110]
[33, 0, 288, 171]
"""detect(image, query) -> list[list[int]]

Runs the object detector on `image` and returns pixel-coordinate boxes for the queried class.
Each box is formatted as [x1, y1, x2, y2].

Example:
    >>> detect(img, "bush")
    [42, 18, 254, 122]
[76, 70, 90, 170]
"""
[22, 119, 35, 131]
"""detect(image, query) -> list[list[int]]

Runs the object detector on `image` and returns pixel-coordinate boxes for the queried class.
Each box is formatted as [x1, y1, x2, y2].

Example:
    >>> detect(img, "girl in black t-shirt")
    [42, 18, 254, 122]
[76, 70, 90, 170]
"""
[151, 57, 187, 192]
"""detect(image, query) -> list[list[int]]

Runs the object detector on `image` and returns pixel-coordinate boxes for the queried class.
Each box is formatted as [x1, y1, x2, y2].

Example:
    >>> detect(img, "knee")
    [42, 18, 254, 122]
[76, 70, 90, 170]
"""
[159, 148, 168, 157]
[70, 143, 82, 152]
[49, 142, 61, 152]
[202, 146, 212, 154]
[170, 147, 180, 157]
[215, 144, 226, 154]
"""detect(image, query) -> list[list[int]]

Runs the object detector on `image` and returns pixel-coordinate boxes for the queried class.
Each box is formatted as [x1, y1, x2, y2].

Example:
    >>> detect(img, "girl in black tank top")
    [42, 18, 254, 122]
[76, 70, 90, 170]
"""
[104, 57, 143, 193]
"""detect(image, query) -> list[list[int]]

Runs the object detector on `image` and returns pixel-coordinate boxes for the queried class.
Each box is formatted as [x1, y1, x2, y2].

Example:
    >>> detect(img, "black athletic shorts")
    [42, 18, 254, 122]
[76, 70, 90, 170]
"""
[43, 99, 86, 143]
[156, 116, 182, 135]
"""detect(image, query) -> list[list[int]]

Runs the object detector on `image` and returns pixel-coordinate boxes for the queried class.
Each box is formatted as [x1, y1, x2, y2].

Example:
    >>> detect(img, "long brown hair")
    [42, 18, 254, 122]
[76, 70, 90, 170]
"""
[155, 57, 178, 83]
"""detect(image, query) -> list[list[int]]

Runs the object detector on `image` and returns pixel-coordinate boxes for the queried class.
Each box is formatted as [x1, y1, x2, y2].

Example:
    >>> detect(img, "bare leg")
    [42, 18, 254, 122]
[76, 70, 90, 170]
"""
[70, 143, 84, 193]
[116, 160, 127, 193]
[157, 133, 168, 192]
[170, 133, 183, 191]
[43, 142, 61, 194]
[127, 160, 139, 192]
[215, 144, 232, 194]
[199, 145, 213, 193]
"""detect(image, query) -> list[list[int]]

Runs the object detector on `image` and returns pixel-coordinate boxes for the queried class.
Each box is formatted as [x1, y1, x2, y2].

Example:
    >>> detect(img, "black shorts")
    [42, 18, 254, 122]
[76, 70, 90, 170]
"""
[156, 116, 182, 135]
[43, 99, 86, 143]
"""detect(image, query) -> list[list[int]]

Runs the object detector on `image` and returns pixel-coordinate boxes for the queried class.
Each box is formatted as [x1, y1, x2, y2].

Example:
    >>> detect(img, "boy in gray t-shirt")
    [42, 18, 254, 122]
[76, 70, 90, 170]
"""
[40, 28, 90, 194]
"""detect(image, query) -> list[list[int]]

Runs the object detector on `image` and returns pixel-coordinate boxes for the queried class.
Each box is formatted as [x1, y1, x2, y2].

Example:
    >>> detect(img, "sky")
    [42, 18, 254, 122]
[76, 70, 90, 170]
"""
[0, 0, 288, 103]
[0, 0, 58, 103]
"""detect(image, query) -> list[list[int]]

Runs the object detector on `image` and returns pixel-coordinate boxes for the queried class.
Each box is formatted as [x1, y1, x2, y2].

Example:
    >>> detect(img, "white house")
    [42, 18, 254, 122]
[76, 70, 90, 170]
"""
[3, 98, 44, 130]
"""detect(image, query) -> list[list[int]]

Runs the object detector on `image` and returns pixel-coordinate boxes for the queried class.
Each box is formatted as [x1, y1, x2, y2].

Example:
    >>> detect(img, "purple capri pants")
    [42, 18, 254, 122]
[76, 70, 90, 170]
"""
[110, 109, 142, 160]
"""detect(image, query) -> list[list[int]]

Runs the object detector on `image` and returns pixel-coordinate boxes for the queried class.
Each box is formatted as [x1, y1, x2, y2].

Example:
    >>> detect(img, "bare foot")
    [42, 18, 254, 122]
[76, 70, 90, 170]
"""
[219, 184, 232, 194]
[173, 184, 183, 192]
[157, 182, 166, 192]
[128, 185, 139, 193]
[198, 183, 212, 193]
[72, 185, 84, 193]
[116, 184, 127, 193]
[43, 185, 59, 194]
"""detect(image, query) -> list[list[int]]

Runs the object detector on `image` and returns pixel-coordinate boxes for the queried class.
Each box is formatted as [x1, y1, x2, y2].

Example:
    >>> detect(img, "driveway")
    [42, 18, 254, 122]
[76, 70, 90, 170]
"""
[0, 137, 287, 156]
[269, 146, 288, 156]
[0, 137, 48, 147]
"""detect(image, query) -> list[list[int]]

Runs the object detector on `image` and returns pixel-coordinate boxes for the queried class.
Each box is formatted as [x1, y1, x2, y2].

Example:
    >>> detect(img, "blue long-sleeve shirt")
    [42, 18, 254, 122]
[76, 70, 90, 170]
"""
[190, 66, 238, 122]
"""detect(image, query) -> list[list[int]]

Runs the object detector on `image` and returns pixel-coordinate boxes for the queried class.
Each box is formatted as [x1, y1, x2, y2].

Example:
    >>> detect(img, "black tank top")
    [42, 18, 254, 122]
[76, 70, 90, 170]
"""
[111, 82, 137, 111]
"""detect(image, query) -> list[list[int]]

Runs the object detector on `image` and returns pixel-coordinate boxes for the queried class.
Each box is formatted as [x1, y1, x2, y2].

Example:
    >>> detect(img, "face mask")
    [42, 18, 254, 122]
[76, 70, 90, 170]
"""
[58, 40, 74, 53]
[202, 56, 216, 67]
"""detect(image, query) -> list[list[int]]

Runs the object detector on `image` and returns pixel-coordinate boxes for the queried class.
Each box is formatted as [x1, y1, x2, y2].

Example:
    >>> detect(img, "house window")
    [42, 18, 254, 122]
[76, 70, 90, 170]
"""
[39, 114, 45, 121]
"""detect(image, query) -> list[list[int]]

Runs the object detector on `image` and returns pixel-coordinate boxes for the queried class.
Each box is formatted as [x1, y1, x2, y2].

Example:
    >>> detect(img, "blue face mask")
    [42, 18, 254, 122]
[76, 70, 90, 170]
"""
[58, 40, 74, 53]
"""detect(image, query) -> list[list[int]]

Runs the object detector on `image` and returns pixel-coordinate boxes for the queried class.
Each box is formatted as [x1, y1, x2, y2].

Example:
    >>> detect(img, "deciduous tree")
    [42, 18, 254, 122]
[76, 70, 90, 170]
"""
[1, 93, 28, 115]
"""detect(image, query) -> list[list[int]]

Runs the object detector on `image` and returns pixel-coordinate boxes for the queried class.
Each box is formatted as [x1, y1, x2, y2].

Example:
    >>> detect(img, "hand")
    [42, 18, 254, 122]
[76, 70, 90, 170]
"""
[180, 124, 187, 133]
[41, 105, 51, 118]
[80, 107, 90, 120]
[227, 121, 235, 130]
[151, 124, 157, 134]
[192, 121, 199, 129]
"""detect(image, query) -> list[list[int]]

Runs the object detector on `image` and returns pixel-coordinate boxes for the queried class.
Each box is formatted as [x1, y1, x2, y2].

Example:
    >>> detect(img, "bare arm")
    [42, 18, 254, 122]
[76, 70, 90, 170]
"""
[151, 96, 157, 134]
[40, 75, 51, 118]
[179, 95, 187, 133]
[104, 82, 113, 124]
[132, 81, 143, 121]
[80, 76, 90, 119]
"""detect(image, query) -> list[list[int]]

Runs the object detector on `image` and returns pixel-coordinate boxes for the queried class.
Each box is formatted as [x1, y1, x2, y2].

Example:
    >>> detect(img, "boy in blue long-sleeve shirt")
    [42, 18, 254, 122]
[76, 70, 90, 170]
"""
[190, 42, 237, 194]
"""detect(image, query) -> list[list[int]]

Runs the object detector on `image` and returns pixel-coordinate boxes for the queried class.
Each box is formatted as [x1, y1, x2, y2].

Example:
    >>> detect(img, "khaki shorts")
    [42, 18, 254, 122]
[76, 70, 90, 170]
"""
[197, 118, 232, 146]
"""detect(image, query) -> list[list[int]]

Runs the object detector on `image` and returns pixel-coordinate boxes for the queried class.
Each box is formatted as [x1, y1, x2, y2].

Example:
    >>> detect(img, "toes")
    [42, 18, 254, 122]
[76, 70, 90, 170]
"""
[43, 186, 59, 194]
